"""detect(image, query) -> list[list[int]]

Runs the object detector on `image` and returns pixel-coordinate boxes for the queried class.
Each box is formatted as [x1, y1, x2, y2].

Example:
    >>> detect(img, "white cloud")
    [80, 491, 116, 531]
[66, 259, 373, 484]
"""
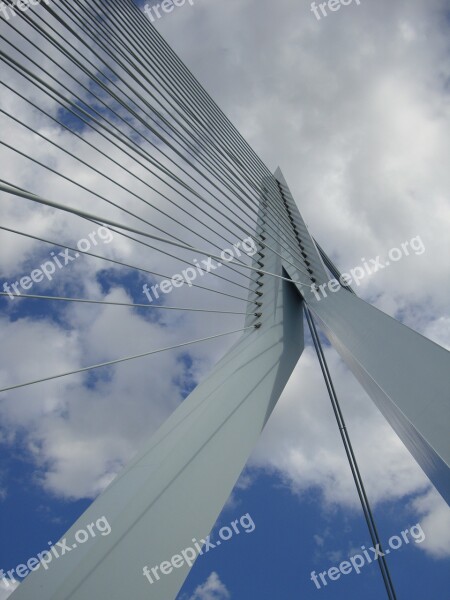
[186, 572, 230, 600]
[0, 293, 225, 498]
[424, 317, 450, 350]
[410, 489, 450, 559]
[251, 347, 430, 508]
[0, 0, 448, 569]
[249, 345, 450, 558]
[156, 0, 450, 559]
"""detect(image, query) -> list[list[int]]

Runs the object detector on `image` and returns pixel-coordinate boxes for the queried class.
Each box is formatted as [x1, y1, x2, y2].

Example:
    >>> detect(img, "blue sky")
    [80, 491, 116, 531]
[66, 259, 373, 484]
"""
[1, 0, 450, 599]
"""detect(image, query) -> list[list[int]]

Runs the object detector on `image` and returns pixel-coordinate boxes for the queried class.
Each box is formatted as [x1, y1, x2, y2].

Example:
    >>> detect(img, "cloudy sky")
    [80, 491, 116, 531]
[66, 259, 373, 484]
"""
[0, 0, 449, 598]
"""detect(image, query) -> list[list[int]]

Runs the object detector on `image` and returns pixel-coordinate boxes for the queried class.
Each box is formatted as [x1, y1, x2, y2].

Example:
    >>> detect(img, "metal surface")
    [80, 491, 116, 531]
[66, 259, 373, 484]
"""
[10, 180, 305, 600]
[276, 169, 450, 505]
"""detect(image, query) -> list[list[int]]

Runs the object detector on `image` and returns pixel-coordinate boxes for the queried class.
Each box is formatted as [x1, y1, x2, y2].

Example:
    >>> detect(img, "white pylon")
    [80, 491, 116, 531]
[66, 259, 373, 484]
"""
[11, 170, 449, 600]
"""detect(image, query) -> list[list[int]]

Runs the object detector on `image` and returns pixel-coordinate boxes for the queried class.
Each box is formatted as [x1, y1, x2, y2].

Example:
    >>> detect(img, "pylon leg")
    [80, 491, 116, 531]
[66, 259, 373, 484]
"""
[276, 169, 450, 505]
[11, 184, 305, 600]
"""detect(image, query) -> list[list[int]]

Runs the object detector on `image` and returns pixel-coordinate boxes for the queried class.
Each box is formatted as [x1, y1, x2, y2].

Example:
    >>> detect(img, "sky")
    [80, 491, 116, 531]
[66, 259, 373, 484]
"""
[0, 0, 450, 599]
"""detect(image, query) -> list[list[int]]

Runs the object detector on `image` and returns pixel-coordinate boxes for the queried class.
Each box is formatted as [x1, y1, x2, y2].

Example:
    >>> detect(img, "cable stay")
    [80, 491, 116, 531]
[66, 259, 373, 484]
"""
[0, 292, 253, 316]
[0, 325, 258, 394]
[305, 307, 397, 600]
